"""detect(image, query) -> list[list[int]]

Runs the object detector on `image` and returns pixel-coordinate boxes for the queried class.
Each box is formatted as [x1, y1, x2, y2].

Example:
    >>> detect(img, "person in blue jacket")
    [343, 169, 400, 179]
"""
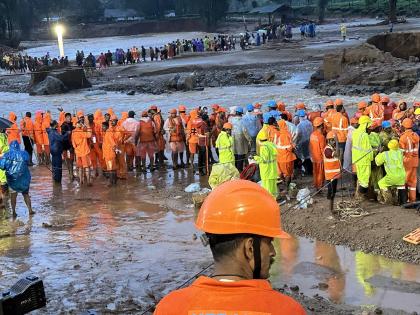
[0, 140, 34, 217]
[47, 120, 70, 184]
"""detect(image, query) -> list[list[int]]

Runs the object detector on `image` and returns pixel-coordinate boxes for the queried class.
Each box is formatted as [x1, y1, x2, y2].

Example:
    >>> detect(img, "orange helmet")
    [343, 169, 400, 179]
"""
[223, 122, 233, 130]
[381, 96, 390, 103]
[325, 100, 334, 108]
[196, 179, 290, 238]
[110, 114, 118, 121]
[402, 118, 413, 129]
[150, 105, 158, 111]
[141, 111, 148, 117]
[190, 110, 199, 119]
[254, 102, 262, 109]
[358, 101, 368, 110]
[313, 117, 324, 127]
[169, 108, 177, 114]
[414, 101, 420, 107]
[295, 102, 306, 110]
[77, 110, 84, 118]
[211, 104, 220, 110]
[371, 93, 381, 103]
[277, 101, 286, 112]
[178, 105, 186, 112]
[326, 131, 336, 140]
[334, 98, 343, 106]
[217, 107, 227, 113]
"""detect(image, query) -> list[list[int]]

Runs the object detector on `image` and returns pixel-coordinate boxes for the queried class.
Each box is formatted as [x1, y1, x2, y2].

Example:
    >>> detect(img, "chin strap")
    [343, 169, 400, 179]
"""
[252, 237, 261, 279]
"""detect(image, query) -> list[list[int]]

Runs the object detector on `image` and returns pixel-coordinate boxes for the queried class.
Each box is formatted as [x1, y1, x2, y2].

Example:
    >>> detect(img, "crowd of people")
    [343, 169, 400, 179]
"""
[1, 94, 418, 217]
[0, 51, 69, 73]
[78, 34, 238, 69]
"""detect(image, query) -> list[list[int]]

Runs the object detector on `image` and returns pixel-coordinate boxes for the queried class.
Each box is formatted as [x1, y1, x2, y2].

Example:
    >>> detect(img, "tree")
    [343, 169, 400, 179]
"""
[317, 0, 329, 23]
[389, 0, 397, 22]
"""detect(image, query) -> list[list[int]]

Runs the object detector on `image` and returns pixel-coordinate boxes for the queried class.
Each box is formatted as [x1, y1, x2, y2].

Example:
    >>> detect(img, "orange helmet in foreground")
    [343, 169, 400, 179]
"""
[196, 180, 290, 239]
[402, 118, 413, 129]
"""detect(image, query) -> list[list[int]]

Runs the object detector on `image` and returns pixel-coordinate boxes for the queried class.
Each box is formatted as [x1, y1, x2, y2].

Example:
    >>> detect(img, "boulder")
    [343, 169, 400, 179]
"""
[29, 66, 91, 95]
[29, 76, 68, 96]
[263, 72, 275, 82]
[177, 74, 196, 91]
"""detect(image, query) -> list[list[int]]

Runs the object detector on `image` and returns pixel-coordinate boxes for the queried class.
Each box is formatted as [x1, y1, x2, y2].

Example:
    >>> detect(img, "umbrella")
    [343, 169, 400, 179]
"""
[0, 117, 13, 130]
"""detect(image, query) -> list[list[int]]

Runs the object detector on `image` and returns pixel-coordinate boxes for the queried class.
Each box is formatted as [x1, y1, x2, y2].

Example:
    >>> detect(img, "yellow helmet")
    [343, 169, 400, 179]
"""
[388, 139, 399, 150]
[415, 108, 420, 115]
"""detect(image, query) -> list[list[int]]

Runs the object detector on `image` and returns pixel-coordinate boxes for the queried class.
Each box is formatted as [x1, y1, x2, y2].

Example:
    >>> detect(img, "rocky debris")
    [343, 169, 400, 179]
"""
[263, 72, 275, 82]
[126, 90, 136, 95]
[367, 32, 420, 60]
[29, 66, 91, 96]
[29, 76, 68, 96]
[309, 36, 420, 96]
[176, 74, 196, 91]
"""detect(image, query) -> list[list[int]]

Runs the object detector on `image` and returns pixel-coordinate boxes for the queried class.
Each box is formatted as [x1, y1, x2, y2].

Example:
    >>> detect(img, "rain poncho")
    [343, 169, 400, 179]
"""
[296, 117, 312, 160]
[229, 116, 250, 156]
[215, 131, 234, 165]
[208, 163, 240, 189]
[0, 133, 9, 184]
[343, 125, 355, 171]
[285, 120, 298, 143]
[375, 149, 406, 189]
[352, 123, 373, 188]
[242, 112, 262, 138]
[0, 140, 31, 193]
[254, 141, 278, 198]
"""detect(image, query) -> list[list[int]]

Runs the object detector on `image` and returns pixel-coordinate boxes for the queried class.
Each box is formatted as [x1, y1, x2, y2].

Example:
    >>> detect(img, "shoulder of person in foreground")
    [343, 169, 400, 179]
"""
[153, 281, 306, 315]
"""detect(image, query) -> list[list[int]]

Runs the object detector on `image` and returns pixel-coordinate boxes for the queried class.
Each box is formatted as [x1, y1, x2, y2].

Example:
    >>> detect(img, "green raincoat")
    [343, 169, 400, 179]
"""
[375, 149, 406, 189]
[352, 123, 373, 188]
[0, 133, 9, 184]
[254, 140, 278, 198]
[215, 131, 234, 165]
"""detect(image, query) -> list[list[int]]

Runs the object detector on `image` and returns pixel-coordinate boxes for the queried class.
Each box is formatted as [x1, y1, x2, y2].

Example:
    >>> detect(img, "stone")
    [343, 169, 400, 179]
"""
[263, 72, 275, 82]
[29, 76, 68, 96]
[235, 71, 248, 79]
[126, 90, 136, 95]
[290, 285, 299, 292]
[273, 80, 284, 85]
[177, 74, 195, 91]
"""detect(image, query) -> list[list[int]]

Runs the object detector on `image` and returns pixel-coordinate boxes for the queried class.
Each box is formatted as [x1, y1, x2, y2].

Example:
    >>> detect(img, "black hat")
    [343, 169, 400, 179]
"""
[128, 110, 136, 118]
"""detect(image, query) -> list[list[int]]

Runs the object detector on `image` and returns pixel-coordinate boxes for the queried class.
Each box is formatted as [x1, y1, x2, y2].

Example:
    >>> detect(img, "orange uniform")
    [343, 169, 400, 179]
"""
[331, 112, 349, 143]
[310, 129, 326, 189]
[399, 130, 419, 202]
[20, 116, 34, 139]
[6, 112, 21, 144]
[322, 109, 336, 133]
[153, 113, 166, 151]
[88, 122, 106, 170]
[153, 276, 306, 315]
[42, 112, 51, 154]
[113, 125, 128, 179]
[323, 144, 341, 181]
[72, 126, 91, 168]
[365, 103, 384, 127]
[269, 121, 296, 177]
[308, 111, 322, 123]
[102, 129, 117, 171]
[34, 112, 46, 153]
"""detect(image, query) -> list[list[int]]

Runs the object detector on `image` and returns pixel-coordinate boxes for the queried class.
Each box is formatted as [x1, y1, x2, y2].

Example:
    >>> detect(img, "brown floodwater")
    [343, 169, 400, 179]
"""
[1, 166, 420, 314]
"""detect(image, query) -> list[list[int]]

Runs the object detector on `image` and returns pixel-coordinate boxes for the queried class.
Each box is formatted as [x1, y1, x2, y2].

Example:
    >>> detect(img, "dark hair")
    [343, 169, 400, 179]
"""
[207, 233, 255, 262]
[281, 113, 288, 121]
[267, 117, 277, 126]
[336, 105, 344, 112]
[65, 113, 72, 118]
[25, 112, 31, 117]
[50, 120, 58, 128]
[102, 122, 109, 128]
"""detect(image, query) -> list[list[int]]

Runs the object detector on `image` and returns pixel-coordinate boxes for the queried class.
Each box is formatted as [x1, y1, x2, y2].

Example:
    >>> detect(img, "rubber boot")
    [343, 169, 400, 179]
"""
[112, 171, 118, 185]
[398, 188, 408, 206]
[172, 153, 178, 170]
[86, 168, 92, 187]
[179, 152, 185, 168]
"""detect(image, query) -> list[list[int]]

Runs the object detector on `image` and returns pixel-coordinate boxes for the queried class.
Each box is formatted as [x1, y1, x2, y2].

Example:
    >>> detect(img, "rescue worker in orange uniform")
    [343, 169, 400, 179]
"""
[365, 93, 384, 128]
[42, 112, 51, 165]
[331, 103, 349, 163]
[154, 180, 305, 315]
[277, 101, 292, 121]
[324, 131, 342, 213]
[33, 111, 47, 165]
[6, 112, 21, 145]
[164, 109, 186, 170]
[135, 111, 157, 173]
[179, 105, 190, 165]
[102, 122, 118, 186]
[109, 115, 128, 180]
[186, 110, 208, 175]
[121, 111, 138, 171]
[381, 96, 394, 121]
[310, 117, 326, 190]
[307, 104, 323, 123]
[71, 119, 92, 186]
[354, 101, 368, 119]
[392, 100, 413, 123]
[87, 114, 104, 177]
[399, 118, 419, 202]
[20, 112, 34, 165]
[322, 100, 336, 133]
[150, 105, 166, 168]
[269, 118, 296, 190]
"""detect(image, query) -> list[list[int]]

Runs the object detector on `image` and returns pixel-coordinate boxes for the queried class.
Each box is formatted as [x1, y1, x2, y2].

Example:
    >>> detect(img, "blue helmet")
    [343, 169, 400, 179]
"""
[263, 112, 272, 124]
[267, 100, 277, 108]
[297, 109, 306, 117]
[236, 107, 244, 114]
[246, 104, 254, 112]
[381, 120, 391, 129]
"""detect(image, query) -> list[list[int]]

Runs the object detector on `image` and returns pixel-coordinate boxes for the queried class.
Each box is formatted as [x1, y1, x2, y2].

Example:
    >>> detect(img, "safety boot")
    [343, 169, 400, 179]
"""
[398, 188, 408, 206]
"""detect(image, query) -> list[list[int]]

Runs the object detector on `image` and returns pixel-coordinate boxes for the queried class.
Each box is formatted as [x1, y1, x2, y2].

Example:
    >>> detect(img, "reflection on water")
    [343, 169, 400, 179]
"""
[272, 237, 420, 312]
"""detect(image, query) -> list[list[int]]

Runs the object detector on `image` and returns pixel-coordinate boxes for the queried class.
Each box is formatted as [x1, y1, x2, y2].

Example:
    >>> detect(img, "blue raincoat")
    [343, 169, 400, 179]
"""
[296, 117, 313, 160]
[0, 140, 31, 193]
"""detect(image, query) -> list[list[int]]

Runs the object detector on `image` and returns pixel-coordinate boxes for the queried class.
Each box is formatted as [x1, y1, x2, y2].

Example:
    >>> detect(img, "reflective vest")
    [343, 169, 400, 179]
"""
[331, 112, 349, 143]
[215, 131, 234, 164]
[352, 124, 373, 166]
[168, 117, 183, 143]
[323, 145, 341, 180]
[138, 119, 155, 143]
[366, 103, 384, 122]
[399, 130, 419, 168]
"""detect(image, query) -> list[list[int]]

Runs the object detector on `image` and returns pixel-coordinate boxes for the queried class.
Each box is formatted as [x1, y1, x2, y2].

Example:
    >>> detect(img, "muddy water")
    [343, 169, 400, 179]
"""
[1, 166, 420, 313]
